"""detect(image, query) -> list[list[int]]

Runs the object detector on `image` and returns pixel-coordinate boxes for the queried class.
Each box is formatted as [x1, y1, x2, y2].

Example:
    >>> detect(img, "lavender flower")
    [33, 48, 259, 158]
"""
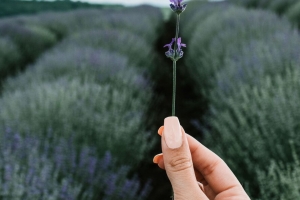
[164, 37, 186, 61]
[0, 129, 151, 199]
[170, 0, 187, 14]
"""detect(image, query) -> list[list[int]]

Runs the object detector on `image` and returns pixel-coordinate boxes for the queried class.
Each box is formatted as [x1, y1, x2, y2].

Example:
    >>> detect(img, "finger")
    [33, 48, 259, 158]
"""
[153, 153, 165, 169]
[153, 153, 163, 164]
[159, 126, 206, 181]
[158, 126, 163, 136]
[186, 133, 248, 197]
[153, 152, 216, 199]
[161, 117, 208, 200]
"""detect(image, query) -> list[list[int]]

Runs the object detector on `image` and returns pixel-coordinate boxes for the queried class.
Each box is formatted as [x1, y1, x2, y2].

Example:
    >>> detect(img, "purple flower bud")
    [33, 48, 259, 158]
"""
[169, 0, 187, 14]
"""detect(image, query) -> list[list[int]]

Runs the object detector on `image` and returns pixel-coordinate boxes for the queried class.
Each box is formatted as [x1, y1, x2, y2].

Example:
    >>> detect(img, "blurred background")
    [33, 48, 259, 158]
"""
[1, 0, 300, 199]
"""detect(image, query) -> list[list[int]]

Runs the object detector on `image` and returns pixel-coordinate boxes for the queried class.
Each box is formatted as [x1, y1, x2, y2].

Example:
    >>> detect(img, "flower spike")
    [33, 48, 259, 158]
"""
[169, 0, 187, 14]
[164, 37, 186, 61]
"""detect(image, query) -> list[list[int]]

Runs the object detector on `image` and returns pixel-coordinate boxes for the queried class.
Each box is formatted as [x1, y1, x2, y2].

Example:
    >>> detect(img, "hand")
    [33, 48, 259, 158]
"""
[153, 117, 250, 200]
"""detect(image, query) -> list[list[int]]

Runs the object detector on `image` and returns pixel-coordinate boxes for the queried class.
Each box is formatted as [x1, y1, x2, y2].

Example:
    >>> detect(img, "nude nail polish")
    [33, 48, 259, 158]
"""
[164, 116, 182, 149]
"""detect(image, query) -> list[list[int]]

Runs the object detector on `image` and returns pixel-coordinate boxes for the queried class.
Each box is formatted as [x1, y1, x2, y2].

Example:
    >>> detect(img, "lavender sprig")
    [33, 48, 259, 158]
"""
[163, 1, 187, 199]
[164, 0, 187, 117]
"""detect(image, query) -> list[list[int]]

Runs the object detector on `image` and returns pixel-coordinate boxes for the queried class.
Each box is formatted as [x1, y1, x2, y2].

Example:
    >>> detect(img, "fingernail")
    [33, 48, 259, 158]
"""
[164, 116, 182, 149]
[158, 126, 164, 136]
[153, 153, 163, 164]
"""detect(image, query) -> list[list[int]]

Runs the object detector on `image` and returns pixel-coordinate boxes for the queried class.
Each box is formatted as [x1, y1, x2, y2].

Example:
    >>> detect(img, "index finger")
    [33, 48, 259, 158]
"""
[186, 133, 244, 195]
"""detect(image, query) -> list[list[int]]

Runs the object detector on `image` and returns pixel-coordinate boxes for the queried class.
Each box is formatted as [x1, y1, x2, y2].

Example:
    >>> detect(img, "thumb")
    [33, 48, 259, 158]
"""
[162, 117, 207, 200]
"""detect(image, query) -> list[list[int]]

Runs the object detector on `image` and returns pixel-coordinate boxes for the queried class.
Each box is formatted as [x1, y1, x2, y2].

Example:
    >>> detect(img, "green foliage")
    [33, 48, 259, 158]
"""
[185, 7, 293, 90]
[0, 79, 152, 166]
[3, 45, 146, 92]
[0, 38, 22, 79]
[0, 128, 151, 200]
[63, 29, 156, 71]
[0, 0, 115, 18]
[0, 4, 163, 199]
[180, 1, 231, 40]
[267, 0, 298, 14]
[228, 0, 259, 8]
[211, 32, 300, 98]
[229, 0, 298, 15]
[256, 148, 300, 200]
[0, 22, 57, 72]
[286, 1, 300, 28]
[205, 68, 300, 180]
[0, 5, 161, 169]
[0, 151, 84, 200]
[29, 6, 163, 40]
[180, 4, 300, 198]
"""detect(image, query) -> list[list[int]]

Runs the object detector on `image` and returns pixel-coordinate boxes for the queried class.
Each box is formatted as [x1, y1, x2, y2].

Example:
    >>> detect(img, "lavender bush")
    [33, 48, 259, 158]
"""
[211, 30, 300, 98]
[3, 45, 149, 92]
[0, 22, 56, 63]
[286, 1, 300, 28]
[0, 5, 162, 81]
[268, 0, 298, 14]
[256, 148, 300, 200]
[0, 79, 153, 166]
[0, 128, 85, 199]
[0, 128, 151, 200]
[185, 7, 295, 89]
[0, 37, 22, 78]
[26, 6, 163, 41]
[63, 29, 156, 70]
[0, 21, 56, 78]
[178, 2, 300, 198]
[205, 68, 300, 186]
[230, 0, 298, 14]
[180, 1, 230, 40]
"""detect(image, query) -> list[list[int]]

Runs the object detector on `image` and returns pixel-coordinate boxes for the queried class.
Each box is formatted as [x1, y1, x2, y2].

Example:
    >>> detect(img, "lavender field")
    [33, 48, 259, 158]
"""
[1, 0, 300, 199]
[0, 5, 163, 200]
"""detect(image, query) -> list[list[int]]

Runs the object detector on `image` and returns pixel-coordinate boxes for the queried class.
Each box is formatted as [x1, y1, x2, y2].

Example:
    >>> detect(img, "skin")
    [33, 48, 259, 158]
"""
[153, 126, 251, 200]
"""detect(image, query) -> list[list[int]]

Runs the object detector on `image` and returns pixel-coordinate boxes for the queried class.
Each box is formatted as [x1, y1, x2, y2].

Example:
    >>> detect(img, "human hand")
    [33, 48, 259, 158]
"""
[153, 117, 250, 200]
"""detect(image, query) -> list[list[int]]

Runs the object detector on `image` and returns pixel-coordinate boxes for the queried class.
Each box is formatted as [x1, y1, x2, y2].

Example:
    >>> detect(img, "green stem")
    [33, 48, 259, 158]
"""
[175, 14, 180, 42]
[172, 61, 176, 116]
[172, 14, 180, 117]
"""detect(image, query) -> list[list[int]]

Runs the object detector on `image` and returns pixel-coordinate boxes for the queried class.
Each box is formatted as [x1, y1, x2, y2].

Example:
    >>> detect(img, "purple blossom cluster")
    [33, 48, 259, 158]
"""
[164, 37, 186, 61]
[170, 0, 187, 14]
[0, 128, 151, 200]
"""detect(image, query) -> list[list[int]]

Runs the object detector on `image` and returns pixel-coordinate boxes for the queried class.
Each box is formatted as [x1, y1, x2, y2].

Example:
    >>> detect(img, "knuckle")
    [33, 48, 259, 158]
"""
[202, 159, 223, 176]
[168, 155, 192, 172]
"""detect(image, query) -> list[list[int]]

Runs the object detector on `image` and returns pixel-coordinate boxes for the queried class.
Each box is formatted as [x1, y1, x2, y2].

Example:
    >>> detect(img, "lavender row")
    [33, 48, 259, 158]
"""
[229, 0, 298, 15]
[0, 5, 163, 199]
[180, 2, 300, 199]
[0, 5, 163, 83]
[0, 78, 153, 167]
[0, 19, 57, 80]
[8, 5, 163, 41]
[230, 0, 300, 30]
[3, 45, 149, 93]
[0, 127, 150, 200]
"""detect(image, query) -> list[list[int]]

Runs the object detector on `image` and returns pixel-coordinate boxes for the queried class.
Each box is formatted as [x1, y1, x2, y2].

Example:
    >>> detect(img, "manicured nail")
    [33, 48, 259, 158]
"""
[158, 126, 164, 136]
[153, 153, 163, 164]
[164, 116, 182, 149]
